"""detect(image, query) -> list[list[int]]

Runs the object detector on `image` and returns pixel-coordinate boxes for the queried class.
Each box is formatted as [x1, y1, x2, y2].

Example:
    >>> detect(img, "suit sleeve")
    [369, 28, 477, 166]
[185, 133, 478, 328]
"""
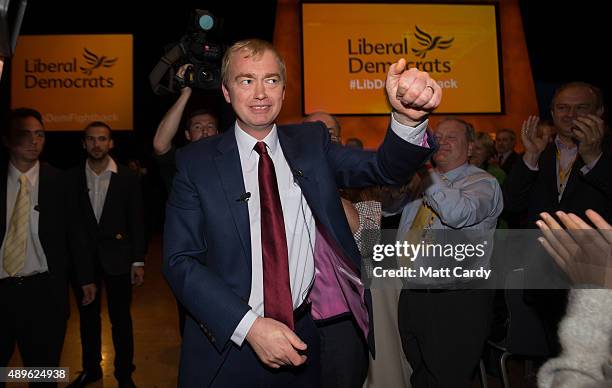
[162, 150, 250, 353]
[61, 171, 95, 286]
[581, 151, 612, 202]
[323, 120, 436, 189]
[127, 173, 147, 263]
[503, 156, 540, 214]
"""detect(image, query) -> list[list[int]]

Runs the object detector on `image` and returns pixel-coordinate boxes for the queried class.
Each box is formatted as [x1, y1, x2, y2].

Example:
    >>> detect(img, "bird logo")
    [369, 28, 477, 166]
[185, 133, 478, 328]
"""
[411, 26, 454, 59]
[79, 48, 118, 75]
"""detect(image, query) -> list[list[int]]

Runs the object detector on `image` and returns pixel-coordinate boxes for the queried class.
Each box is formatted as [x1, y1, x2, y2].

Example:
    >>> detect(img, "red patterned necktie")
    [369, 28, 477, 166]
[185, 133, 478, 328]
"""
[254, 141, 294, 330]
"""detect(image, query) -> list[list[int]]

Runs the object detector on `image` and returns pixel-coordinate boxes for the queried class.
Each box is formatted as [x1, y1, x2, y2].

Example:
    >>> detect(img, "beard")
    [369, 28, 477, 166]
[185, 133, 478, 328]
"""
[87, 150, 108, 161]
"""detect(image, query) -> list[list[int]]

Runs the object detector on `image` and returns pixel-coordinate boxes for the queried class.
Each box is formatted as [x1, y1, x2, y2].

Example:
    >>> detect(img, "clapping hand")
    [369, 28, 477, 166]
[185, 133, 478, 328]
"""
[536, 210, 612, 288]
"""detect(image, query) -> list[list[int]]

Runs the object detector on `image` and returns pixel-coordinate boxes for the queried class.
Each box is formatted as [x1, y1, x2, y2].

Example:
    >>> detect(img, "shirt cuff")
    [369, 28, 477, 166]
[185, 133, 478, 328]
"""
[390, 112, 429, 146]
[132, 262, 145, 267]
[230, 309, 259, 346]
[580, 152, 603, 175]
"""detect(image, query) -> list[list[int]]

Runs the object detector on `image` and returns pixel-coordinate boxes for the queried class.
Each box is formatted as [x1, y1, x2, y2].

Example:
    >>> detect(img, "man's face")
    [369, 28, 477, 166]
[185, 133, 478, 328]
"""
[222, 49, 285, 137]
[433, 120, 471, 172]
[5, 117, 45, 164]
[185, 113, 218, 142]
[551, 86, 603, 138]
[495, 132, 515, 154]
[84, 126, 113, 161]
[303, 113, 340, 143]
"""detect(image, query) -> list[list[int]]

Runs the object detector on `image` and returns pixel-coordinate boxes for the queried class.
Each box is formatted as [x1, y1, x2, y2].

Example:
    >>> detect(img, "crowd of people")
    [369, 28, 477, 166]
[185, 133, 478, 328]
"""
[0, 39, 610, 388]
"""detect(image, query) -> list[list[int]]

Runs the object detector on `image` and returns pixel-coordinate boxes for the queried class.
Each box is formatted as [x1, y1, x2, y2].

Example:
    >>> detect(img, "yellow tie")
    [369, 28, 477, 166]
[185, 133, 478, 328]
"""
[405, 199, 436, 242]
[3, 175, 30, 276]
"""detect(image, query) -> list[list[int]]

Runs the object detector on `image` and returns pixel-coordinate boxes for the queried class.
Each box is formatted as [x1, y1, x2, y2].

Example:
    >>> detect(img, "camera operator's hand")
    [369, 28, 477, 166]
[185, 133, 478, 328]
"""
[176, 64, 193, 94]
[154, 63, 194, 155]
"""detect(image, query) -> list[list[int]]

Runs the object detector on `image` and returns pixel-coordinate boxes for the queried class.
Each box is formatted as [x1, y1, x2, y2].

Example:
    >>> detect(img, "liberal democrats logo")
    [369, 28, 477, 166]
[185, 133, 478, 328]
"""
[80, 48, 118, 75]
[411, 26, 454, 59]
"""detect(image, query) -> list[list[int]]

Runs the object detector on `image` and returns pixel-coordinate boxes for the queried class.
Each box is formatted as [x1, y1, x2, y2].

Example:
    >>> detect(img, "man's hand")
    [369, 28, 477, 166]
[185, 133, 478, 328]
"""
[176, 64, 193, 95]
[131, 266, 145, 286]
[246, 317, 307, 369]
[81, 283, 97, 306]
[385, 59, 441, 126]
[573, 114, 604, 165]
[521, 115, 549, 167]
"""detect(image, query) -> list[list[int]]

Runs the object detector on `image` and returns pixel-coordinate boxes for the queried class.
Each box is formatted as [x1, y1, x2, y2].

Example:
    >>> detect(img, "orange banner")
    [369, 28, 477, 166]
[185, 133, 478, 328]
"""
[302, 4, 502, 115]
[11, 34, 133, 131]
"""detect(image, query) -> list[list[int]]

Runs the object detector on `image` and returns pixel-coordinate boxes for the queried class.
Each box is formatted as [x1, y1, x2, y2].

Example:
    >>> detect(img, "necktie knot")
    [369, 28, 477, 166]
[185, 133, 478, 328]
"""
[254, 141, 268, 156]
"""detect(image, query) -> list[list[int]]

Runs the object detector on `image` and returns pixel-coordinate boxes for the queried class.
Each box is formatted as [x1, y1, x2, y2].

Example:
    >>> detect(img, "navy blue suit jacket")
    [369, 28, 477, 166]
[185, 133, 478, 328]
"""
[163, 121, 434, 386]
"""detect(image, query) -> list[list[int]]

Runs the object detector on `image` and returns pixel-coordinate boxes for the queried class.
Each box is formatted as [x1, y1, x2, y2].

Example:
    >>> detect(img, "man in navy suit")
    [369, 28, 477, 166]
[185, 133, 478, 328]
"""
[163, 39, 441, 387]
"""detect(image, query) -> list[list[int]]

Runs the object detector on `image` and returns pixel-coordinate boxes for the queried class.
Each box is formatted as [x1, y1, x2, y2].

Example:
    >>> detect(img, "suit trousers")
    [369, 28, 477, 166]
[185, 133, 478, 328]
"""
[398, 289, 494, 388]
[0, 273, 67, 388]
[73, 272, 134, 379]
[208, 310, 321, 388]
[317, 315, 369, 388]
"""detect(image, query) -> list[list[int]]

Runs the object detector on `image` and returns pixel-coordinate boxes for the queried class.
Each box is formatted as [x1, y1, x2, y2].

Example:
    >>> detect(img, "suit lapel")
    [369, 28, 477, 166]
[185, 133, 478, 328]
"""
[277, 126, 325, 224]
[0, 165, 7, 242]
[214, 130, 251, 269]
[79, 165, 99, 228]
[542, 145, 560, 204]
[560, 156, 584, 205]
[37, 164, 51, 252]
[98, 168, 118, 227]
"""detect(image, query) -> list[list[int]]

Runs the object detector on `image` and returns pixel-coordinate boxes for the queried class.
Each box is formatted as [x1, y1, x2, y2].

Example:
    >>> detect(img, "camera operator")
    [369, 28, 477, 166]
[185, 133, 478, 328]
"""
[153, 64, 219, 193]
[153, 64, 219, 338]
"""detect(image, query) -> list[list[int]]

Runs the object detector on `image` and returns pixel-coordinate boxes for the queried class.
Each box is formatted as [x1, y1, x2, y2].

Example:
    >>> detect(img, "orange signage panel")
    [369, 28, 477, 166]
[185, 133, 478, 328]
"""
[11, 34, 133, 131]
[302, 3, 502, 114]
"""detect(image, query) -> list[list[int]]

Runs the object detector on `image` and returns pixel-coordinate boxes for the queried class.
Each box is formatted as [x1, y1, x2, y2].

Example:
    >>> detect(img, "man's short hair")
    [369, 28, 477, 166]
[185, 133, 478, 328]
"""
[496, 128, 516, 142]
[552, 81, 603, 109]
[221, 39, 286, 87]
[185, 109, 219, 130]
[9, 107, 43, 127]
[84, 121, 113, 138]
[304, 111, 341, 131]
[438, 116, 476, 143]
[3, 107, 44, 139]
[345, 137, 364, 149]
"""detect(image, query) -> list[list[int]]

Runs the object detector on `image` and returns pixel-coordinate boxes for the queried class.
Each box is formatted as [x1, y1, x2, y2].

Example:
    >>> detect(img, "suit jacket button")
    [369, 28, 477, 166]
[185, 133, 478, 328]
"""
[115, 233, 123, 240]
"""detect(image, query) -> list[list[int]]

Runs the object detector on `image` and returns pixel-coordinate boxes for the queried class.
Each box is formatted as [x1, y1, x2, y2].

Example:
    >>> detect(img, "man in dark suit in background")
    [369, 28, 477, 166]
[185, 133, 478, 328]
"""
[0, 108, 95, 388]
[163, 38, 440, 388]
[66, 122, 146, 388]
[495, 128, 520, 175]
[504, 82, 611, 356]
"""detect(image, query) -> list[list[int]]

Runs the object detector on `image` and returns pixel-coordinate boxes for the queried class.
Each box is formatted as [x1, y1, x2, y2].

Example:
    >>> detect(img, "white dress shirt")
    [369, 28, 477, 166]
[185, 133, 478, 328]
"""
[231, 115, 429, 345]
[85, 157, 118, 223]
[85, 158, 145, 268]
[0, 162, 48, 278]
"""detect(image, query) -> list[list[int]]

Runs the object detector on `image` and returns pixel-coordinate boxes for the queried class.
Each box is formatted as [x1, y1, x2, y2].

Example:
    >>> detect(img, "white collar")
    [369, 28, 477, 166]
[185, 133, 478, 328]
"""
[85, 157, 118, 176]
[8, 160, 40, 187]
[234, 122, 280, 160]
